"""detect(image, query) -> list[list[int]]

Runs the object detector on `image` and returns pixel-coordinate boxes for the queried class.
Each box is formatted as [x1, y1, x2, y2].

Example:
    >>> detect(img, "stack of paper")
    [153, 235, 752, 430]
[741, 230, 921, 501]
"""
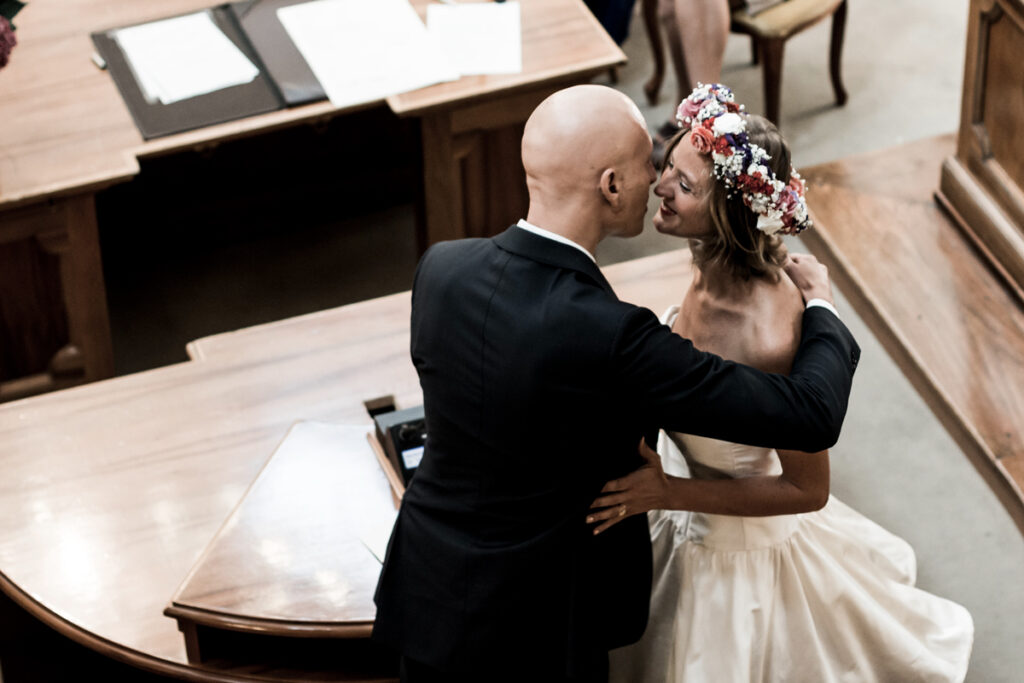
[427, 1, 522, 76]
[277, 0, 459, 108]
[277, 0, 523, 108]
[113, 11, 259, 105]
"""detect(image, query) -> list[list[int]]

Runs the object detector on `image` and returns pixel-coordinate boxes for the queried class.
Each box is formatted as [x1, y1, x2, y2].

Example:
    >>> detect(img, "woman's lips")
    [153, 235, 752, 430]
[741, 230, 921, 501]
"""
[659, 202, 676, 217]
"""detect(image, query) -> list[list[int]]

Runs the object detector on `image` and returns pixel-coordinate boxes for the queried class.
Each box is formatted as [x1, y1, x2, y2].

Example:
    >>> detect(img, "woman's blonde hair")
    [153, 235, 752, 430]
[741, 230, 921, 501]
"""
[663, 114, 790, 280]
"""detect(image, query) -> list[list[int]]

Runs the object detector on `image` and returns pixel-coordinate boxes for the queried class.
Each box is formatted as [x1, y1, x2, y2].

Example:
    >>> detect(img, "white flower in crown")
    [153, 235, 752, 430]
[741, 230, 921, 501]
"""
[747, 162, 770, 178]
[716, 152, 744, 183]
[756, 214, 785, 235]
[712, 112, 745, 136]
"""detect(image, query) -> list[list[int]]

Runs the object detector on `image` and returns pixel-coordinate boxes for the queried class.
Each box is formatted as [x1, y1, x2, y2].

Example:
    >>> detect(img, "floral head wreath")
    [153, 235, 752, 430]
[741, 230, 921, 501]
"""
[675, 83, 811, 236]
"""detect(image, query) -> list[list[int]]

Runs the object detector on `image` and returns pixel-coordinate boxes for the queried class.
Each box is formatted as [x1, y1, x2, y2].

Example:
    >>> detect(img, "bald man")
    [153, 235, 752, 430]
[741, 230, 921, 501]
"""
[373, 86, 858, 682]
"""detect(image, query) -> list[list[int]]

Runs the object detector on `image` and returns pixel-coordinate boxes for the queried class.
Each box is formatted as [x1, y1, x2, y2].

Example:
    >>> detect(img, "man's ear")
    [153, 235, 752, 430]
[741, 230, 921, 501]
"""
[599, 168, 620, 208]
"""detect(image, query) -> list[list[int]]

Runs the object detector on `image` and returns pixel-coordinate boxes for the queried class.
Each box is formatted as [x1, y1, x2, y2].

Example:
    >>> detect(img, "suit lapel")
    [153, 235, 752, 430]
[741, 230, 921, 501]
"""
[493, 226, 617, 298]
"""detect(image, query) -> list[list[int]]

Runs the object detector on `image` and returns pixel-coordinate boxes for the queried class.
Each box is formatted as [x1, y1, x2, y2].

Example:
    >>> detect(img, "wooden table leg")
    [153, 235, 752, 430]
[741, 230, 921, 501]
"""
[417, 89, 551, 249]
[0, 194, 114, 400]
[420, 111, 467, 247]
[60, 194, 114, 382]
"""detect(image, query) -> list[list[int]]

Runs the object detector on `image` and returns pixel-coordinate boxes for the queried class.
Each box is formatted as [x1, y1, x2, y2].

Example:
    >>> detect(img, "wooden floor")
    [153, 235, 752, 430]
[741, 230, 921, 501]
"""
[799, 134, 1024, 533]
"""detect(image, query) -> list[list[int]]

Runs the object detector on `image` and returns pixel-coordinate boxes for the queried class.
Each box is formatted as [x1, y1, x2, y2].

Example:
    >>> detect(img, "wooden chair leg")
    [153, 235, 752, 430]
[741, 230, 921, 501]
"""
[760, 38, 784, 124]
[750, 35, 759, 65]
[642, 0, 665, 105]
[830, 0, 849, 106]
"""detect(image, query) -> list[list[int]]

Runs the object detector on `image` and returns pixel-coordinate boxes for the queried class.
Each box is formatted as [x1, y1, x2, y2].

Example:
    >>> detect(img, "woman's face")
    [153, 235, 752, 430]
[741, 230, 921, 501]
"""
[653, 132, 715, 239]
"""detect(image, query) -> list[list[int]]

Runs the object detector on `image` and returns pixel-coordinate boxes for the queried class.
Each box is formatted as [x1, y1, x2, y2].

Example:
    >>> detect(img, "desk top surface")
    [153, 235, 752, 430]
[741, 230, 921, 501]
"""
[0, 248, 692, 679]
[0, 0, 623, 210]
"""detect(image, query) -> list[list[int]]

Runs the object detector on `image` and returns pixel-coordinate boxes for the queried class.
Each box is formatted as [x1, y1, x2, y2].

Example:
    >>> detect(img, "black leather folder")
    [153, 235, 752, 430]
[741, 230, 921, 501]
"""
[227, 0, 327, 105]
[92, 5, 286, 140]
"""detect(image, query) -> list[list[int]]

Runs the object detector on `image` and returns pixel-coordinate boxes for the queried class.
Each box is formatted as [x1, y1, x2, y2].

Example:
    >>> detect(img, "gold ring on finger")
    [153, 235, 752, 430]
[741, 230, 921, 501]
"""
[618, 504, 627, 517]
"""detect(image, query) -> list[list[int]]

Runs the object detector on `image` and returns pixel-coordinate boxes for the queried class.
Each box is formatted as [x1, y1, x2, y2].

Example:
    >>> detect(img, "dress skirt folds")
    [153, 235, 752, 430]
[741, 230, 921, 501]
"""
[608, 307, 973, 683]
[609, 431, 974, 683]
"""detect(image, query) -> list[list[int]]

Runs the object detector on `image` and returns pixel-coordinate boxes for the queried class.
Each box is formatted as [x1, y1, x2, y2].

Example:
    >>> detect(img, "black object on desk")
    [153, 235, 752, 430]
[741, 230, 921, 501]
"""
[91, 5, 287, 139]
[374, 405, 427, 487]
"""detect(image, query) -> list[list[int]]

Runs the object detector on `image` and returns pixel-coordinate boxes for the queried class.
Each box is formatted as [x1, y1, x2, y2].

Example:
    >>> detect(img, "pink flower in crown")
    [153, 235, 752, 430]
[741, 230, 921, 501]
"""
[778, 187, 799, 220]
[690, 127, 715, 154]
[677, 97, 704, 124]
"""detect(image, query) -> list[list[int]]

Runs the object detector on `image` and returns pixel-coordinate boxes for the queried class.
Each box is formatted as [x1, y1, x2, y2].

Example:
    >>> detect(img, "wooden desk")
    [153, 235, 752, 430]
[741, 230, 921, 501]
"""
[163, 422, 401, 679]
[0, 249, 693, 681]
[0, 0, 624, 399]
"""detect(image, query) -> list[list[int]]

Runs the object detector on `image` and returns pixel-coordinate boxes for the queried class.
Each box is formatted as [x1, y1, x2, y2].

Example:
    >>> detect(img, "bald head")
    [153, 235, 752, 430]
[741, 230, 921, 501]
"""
[522, 85, 647, 191]
[521, 86, 654, 249]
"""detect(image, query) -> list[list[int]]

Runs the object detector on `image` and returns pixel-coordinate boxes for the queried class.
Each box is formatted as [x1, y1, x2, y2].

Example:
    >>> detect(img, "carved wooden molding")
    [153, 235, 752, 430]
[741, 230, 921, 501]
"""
[969, 1, 1003, 137]
[946, 0, 1024, 293]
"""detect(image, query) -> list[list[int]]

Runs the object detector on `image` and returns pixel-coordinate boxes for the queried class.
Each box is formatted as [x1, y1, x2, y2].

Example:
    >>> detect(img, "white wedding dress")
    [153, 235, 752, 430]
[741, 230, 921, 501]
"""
[608, 309, 974, 683]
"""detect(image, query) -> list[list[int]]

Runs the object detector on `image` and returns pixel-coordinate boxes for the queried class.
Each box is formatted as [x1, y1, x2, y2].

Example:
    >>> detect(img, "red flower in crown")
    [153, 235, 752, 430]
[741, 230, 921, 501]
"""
[712, 136, 732, 155]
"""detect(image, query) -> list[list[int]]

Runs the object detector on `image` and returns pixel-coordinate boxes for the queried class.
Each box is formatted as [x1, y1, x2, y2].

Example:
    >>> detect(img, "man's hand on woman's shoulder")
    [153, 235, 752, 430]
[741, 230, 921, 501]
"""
[783, 253, 834, 306]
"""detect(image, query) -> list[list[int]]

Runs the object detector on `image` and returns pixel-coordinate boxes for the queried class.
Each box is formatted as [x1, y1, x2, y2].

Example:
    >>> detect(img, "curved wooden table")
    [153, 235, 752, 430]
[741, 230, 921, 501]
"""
[0, 250, 693, 681]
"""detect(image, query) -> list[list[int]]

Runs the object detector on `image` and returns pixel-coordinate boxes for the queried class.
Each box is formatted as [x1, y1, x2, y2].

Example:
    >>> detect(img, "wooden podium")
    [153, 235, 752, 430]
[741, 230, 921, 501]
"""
[938, 0, 1024, 299]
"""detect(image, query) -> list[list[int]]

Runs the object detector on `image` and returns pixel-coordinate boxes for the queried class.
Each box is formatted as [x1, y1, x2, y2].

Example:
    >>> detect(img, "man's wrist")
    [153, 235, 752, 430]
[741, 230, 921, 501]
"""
[806, 298, 839, 319]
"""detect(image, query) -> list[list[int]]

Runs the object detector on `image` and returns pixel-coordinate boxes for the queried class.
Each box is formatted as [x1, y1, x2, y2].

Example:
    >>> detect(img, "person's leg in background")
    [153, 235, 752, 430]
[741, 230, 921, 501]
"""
[652, 0, 730, 163]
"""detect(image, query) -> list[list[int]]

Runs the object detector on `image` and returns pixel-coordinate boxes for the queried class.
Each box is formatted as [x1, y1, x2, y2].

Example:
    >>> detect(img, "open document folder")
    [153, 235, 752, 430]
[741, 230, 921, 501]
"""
[277, 0, 460, 109]
[113, 10, 259, 105]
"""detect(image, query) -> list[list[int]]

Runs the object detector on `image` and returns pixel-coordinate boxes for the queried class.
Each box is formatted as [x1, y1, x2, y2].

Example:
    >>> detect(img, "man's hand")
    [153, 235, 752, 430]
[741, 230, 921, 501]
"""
[587, 439, 668, 535]
[783, 253, 834, 305]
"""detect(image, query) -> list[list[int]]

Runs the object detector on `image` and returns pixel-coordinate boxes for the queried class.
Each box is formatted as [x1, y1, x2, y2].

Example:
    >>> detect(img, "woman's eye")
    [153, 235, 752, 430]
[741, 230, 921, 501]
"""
[678, 181, 691, 193]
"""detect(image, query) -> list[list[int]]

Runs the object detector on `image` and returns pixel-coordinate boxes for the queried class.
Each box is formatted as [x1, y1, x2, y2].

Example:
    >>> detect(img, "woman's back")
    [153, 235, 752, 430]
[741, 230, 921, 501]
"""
[673, 263, 804, 376]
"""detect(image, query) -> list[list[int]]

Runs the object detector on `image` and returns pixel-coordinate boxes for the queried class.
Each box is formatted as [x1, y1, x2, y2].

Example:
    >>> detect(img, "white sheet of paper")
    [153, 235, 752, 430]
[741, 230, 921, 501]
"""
[427, 2, 522, 76]
[277, 0, 459, 109]
[269, 422, 398, 564]
[113, 11, 259, 105]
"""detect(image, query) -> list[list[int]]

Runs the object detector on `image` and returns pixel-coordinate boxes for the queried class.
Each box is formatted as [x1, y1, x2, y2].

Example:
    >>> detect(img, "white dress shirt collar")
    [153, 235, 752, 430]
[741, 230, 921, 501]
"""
[516, 219, 596, 263]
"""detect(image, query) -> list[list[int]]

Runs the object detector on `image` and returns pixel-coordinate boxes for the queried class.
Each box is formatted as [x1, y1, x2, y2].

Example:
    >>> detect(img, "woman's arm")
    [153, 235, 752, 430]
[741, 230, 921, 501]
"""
[587, 440, 829, 534]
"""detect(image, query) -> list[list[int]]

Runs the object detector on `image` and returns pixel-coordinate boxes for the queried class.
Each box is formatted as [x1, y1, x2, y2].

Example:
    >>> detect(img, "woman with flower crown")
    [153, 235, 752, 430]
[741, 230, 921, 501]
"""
[587, 84, 974, 682]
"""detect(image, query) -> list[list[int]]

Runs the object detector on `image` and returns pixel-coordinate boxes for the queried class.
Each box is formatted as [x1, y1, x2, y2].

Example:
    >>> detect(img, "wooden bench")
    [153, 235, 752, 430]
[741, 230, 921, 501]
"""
[799, 134, 1024, 534]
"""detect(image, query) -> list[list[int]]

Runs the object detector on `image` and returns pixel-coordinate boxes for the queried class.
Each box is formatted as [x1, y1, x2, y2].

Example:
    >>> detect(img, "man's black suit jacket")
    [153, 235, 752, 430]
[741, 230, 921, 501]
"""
[373, 226, 859, 677]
